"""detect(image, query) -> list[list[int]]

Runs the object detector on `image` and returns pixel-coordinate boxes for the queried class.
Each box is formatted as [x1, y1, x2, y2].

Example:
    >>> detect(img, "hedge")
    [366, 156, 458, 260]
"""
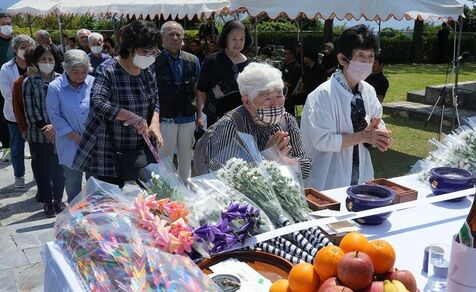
[11, 26, 476, 64]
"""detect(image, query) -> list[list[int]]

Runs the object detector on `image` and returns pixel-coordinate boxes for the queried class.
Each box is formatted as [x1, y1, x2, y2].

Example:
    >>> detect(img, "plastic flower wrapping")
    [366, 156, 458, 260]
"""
[414, 125, 476, 180]
[55, 178, 218, 291]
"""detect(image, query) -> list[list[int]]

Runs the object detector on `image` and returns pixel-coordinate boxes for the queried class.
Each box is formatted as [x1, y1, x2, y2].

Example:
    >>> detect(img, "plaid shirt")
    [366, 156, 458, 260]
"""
[23, 72, 61, 143]
[73, 58, 159, 177]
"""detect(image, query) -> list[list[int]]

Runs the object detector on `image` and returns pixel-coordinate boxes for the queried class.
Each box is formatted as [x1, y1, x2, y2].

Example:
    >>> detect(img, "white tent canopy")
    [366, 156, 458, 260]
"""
[229, 0, 465, 21]
[7, 0, 230, 19]
[6, 0, 61, 16]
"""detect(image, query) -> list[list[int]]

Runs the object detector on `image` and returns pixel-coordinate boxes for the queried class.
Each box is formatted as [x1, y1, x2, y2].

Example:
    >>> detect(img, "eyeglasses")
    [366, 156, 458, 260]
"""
[232, 63, 239, 80]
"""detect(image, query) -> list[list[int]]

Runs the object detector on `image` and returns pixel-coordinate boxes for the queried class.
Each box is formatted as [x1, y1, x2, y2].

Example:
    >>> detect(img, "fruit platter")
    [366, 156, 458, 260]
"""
[269, 232, 418, 292]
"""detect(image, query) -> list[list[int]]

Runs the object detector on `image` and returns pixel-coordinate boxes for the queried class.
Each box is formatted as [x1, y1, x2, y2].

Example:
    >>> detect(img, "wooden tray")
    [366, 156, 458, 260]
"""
[305, 188, 341, 211]
[198, 250, 293, 282]
[367, 178, 418, 204]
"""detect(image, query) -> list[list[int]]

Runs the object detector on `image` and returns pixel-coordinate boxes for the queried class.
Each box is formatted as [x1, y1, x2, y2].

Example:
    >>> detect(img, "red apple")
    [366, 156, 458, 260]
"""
[360, 281, 384, 292]
[337, 251, 374, 291]
[385, 269, 417, 292]
[318, 277, 354, 292]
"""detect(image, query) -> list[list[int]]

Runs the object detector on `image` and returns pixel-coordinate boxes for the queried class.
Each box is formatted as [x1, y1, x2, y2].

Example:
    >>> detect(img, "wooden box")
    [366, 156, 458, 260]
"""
[367, 178, 418, 204]
[305, 188, 341, 211]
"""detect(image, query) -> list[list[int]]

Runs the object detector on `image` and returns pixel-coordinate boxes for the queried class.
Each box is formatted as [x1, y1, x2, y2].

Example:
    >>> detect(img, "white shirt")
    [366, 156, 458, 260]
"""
[300, 74, 384, 190]
[0, 58, 20, 122]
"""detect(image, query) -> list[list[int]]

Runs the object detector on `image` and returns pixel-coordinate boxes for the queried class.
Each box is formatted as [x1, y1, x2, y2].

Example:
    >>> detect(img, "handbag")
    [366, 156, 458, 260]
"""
[107, 123, 156, 181]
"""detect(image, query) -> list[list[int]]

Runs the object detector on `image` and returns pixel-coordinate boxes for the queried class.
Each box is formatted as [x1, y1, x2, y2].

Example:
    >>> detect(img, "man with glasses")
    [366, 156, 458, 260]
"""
[76, 28, 92, 54]
[154, 21, 200, 183]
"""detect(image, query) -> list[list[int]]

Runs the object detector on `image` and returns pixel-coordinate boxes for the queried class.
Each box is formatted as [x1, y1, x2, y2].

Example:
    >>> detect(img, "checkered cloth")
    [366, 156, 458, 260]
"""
[73, 58, 159, 177]
[23, 72, 61, 144]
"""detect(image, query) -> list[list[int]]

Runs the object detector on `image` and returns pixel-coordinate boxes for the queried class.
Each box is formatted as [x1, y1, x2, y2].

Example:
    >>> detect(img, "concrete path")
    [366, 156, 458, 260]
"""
[0, 151, 56, 292]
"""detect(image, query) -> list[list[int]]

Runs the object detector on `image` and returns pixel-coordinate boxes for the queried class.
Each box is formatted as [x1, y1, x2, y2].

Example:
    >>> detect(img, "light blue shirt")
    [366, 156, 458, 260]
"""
[46, 73, 94, 168]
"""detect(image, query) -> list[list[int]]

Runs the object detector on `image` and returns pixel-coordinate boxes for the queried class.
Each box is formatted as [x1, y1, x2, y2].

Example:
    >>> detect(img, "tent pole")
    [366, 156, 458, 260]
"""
[57, 14, 65, 53]
[378, 19, 381, 37]
[254, 17, 259, 57]
[452, 16, 463, 129]
[27, 15, 33, 37]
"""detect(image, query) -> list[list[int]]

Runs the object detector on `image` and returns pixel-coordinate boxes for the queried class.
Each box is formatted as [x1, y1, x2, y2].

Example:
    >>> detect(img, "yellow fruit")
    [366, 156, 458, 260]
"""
[269, 279, 291, 292]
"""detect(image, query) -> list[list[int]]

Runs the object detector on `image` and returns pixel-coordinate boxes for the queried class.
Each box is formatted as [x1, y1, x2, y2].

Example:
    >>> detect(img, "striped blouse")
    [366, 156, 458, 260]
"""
[206, 105, 311, 179]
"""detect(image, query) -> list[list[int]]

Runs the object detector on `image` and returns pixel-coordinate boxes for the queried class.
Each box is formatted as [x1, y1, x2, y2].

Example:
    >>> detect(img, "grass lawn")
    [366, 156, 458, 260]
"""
[384, 62, 476, 103]
[371, 62, 476, 178]
[370, 114, 451, 178]
[298, 62, 476, 178]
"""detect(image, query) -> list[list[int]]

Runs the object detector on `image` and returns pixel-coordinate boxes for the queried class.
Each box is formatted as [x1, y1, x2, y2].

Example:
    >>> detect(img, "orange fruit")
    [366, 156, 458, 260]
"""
[339, 232, 369, 253]
[313, 245, 345, 281]
[269, 279, 291, 292]
[288, 262, 320, 292]
[364, 239, 396, 274]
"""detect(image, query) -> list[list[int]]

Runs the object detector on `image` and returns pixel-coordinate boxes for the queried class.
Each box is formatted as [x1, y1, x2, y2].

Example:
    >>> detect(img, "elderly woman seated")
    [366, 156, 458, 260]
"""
[196, 62, 311, 178]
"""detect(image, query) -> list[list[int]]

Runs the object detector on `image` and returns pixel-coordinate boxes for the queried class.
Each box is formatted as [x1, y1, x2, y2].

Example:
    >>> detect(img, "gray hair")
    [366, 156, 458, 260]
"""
[76, 28, 91, 39]
[63, 49, 90, 72]
[160, 21, 183, 35]
[12, 35, 35, 51]
[88, 32, 103, 44]
[236, 63, 284, 100]
[35, 29, 50, 39]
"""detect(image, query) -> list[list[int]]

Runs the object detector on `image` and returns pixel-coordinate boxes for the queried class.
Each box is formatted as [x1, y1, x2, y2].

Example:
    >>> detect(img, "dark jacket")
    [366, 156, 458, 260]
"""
[155, 51, 198, 118]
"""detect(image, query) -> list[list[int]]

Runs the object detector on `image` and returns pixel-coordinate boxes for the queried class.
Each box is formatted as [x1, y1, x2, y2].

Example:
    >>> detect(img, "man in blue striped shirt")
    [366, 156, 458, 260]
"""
[46, 50, 93, 202]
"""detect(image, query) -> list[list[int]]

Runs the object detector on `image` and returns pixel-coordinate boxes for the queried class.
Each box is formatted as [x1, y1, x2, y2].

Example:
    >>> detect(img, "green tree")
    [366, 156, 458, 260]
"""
[411, 19, 424, 63]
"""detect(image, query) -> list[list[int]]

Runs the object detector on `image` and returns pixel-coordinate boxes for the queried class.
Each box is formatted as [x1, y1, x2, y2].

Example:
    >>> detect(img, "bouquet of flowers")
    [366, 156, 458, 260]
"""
[141, 158, 189, 201]
[217, 157, 290, 225]
[194, 202, 262, 253]
[415, 125, 476, 180]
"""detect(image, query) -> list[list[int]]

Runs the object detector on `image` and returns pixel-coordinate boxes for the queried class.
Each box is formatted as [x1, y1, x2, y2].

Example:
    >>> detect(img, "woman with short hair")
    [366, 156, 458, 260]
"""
[196, 20, 253, 126]
[196, 62, 311, 178]
[301, 24, 393, 190]
[23, 44, 64, 217]
[73, 20, 163, 187]
[46, 49, 93, 203]
[0, 34, 35, 188]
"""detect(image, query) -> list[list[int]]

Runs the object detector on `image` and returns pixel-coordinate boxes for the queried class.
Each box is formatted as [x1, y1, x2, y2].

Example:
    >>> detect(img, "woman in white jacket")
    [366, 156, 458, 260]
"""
[301, 25, 392, 190]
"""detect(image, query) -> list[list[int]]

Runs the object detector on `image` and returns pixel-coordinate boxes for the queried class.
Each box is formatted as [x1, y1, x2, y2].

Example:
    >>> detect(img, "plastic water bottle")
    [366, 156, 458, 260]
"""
[424, 255, 449, 291]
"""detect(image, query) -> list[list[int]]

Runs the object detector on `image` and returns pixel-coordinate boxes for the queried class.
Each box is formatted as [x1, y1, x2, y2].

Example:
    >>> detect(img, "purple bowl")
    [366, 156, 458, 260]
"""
[345, 184, 396, 225]
[429, 167, 474, 202]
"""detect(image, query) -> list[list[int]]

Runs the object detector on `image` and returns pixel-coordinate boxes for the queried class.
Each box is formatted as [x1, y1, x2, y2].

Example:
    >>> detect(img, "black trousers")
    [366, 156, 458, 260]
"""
[0, 93, 10, 148]
[29, 142, 64, 203]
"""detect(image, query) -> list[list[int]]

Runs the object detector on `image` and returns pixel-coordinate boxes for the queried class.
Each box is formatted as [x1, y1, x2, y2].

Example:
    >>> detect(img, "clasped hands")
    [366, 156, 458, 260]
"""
[360, 118, 392, 152]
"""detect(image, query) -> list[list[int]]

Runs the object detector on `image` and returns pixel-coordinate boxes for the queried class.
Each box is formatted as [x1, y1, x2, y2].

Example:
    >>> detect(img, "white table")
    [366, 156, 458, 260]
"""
[321, 174, 474, 289]
[42, 174, 474, 291]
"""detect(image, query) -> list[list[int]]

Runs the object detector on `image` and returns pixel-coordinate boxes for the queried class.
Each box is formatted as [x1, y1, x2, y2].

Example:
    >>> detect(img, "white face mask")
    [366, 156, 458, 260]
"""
[91, 46, 102, 54]
[344, 57, 373, 83]
[38, 63, 55, 74]
[17, 49, 26, 60]
[0, 25, 13, 37]
[133, 54, 155, 69]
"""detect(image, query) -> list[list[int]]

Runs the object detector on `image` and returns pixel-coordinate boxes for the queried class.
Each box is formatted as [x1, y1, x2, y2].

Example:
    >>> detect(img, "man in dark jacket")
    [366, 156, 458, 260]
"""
[155, 21, 200, 182]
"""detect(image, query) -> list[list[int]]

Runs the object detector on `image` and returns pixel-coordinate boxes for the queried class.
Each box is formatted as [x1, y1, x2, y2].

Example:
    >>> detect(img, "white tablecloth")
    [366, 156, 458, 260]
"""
[42, 174, 474, 291]
[320, 174, 474, 289]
